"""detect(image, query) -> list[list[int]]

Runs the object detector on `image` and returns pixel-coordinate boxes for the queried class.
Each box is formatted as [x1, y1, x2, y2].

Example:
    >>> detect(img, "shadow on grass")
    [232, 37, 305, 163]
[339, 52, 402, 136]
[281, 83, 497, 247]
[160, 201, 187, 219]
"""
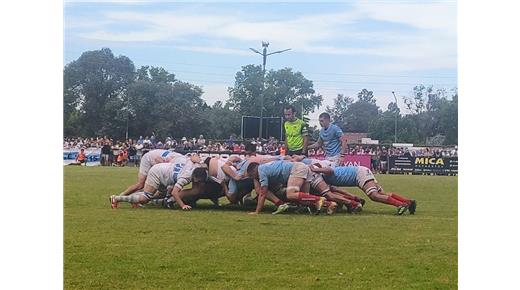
[128, 200, 401, 216]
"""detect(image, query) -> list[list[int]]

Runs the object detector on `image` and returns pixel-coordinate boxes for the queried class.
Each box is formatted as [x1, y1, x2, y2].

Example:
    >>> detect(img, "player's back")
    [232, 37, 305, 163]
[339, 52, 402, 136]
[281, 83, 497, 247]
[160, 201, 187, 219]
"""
[323, 165, 358, 186]
[258, 160, 294, 186]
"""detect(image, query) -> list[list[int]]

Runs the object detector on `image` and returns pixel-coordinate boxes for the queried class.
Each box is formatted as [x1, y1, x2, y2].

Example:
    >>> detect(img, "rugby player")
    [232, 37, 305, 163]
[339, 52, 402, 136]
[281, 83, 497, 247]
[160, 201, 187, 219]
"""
[246, 160, 337, 215]
[307, 112, 348, 164]
[309, 164, 417, 215]
[115, 149, 184, 196]
[109, 154, 202, 208]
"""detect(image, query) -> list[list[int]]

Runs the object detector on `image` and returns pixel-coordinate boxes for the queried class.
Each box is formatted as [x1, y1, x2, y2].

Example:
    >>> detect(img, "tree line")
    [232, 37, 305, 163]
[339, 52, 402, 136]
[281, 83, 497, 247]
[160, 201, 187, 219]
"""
[64, 48, 457, 145]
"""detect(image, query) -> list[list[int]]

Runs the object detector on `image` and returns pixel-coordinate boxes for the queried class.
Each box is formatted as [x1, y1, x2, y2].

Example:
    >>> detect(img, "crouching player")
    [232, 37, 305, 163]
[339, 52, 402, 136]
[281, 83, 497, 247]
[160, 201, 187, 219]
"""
[109, 154, 203, 209]
[309, 165, 416, 215]
[246, 160, 337, 215]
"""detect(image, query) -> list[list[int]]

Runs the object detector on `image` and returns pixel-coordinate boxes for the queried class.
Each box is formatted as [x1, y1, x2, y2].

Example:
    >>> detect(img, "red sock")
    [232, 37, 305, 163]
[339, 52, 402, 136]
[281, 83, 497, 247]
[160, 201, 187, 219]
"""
[297, 192, 320, 202]
[385, 196, 405, 207]
[390, 193, 411, 204]
[275, 200, 284, 206]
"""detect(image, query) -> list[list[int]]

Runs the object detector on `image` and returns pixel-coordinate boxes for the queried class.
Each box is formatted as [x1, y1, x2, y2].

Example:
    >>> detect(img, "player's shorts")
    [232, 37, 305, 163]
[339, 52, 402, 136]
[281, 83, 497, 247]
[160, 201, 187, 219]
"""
[269, 184, 287, 201]
[356, 166, 377, 188]
[289, 162, 311, 180]
[144, 166, 162, 189]
[139, 154, 154, 176]
[307, 172, 325, 190]
[228, 178, 254, 198]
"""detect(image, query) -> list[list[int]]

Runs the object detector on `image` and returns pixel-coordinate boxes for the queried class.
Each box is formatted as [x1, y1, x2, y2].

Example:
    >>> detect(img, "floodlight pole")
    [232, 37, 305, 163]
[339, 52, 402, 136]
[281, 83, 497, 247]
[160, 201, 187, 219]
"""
[125, 93, 130, 141]
[392, 91, 398, 143]
[250, 42, 291, 140]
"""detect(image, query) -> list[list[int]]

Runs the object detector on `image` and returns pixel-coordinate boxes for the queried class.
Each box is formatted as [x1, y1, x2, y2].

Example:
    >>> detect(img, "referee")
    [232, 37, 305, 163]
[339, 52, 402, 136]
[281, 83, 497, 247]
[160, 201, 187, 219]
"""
[283, 105, 309, 156]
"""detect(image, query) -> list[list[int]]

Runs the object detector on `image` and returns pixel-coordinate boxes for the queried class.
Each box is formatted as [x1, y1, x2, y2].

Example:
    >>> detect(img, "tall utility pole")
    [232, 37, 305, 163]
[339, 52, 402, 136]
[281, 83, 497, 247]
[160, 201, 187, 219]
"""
[250, 42, 291, 139]
[392, 91, 399, 143]
[125, 93, 130, 140]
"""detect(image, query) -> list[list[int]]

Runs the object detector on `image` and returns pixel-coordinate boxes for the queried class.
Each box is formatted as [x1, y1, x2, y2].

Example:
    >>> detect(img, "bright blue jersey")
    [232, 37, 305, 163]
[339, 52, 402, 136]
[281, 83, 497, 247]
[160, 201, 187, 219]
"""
[319, 124, 343, 157]
[323, 166, 358, 186]
[258, 160, 294, 187]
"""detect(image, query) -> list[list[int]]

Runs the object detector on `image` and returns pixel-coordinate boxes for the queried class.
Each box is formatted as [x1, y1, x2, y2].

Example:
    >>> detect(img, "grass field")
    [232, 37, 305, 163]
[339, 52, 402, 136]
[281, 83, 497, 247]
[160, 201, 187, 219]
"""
[64, 166, 457, 289]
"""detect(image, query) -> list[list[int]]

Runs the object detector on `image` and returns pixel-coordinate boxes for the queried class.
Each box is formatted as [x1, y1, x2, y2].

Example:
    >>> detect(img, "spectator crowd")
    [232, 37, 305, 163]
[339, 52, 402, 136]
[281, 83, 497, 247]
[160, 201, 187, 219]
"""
[64, 135, 457, 170]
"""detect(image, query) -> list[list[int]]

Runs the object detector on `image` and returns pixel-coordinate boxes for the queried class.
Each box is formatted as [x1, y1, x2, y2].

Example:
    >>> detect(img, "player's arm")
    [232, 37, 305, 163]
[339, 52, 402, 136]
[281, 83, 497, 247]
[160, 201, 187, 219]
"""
[291, 155, 306, 162]
[171, 163, 196, 210]
[259, 155, 284, 164]
[249, 179, 267, 214]
[307, 137, 322, 150]
[226, 155, 242, 163]
[170, 185, 189, 209]
[221, 164, 243, 181]
[302, 124, 309, 154]
[309, 164, 334, 175]
[187, 153, 201, 164]
[220, 181, 232, 203]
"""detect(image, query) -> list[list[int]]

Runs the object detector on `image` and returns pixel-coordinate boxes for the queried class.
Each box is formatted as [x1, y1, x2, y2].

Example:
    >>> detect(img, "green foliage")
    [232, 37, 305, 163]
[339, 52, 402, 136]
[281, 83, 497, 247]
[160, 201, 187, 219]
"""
[227, 65, 322, 118]
[65, 167, 458, 289]
[326, 94, 354, 125]
[203, 101, 241, 139]
[331, 89, 380, 133]
[63, 48, 135, 137]
[327, 87, 457, 145]
[63, 49, 457, 144]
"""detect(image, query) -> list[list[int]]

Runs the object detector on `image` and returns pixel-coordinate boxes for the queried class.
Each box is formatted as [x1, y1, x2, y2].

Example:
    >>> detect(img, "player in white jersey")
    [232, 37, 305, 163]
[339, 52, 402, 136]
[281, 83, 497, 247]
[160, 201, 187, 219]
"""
[115, 149, 184, 196]
[109, 154, 203, 208]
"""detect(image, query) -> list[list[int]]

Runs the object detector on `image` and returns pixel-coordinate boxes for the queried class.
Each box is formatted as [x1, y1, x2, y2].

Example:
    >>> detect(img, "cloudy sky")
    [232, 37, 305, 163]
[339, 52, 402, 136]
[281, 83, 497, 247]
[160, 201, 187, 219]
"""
[64, 0, 457, 125]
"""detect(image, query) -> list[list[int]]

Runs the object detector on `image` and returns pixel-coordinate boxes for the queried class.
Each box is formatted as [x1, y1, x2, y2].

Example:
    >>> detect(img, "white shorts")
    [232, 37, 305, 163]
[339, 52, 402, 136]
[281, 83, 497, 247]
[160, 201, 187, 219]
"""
[356, 166, 377, 188]
[139, 154, 155, 176]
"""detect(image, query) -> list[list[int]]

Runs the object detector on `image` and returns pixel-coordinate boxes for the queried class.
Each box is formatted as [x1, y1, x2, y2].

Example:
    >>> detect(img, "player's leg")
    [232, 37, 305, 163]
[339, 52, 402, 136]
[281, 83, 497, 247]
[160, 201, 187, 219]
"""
[309, 179, 344, 214]
[361, 180, 410, 215]
[177, 183, 205, 208]
[330, 186, 366, 206]
[110, 183, 157, 209]
[118, 173, 147, 196]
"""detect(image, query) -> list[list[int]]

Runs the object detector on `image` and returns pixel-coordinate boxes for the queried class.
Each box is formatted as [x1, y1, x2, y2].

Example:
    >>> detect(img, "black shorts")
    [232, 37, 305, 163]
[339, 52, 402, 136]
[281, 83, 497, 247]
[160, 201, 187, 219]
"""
[287, 149, 305, 156]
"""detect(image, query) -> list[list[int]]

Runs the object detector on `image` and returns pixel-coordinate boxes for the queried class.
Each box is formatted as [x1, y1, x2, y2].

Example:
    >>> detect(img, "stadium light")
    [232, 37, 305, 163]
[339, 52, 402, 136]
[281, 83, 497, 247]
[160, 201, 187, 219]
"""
[392, 91, 398, 143]
[249, 42, 291, 139]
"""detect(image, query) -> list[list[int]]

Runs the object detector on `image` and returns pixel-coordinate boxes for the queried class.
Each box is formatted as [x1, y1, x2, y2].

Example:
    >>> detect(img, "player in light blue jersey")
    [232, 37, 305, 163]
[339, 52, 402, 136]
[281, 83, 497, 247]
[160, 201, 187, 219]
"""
[246, 161, 336, 215]
[310, 165, 417, 215]
[307, 112, 348, 164]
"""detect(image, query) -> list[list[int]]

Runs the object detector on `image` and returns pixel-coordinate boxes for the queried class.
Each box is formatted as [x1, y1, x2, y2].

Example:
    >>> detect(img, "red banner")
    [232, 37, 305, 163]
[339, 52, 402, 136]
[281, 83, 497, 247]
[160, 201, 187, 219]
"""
[308, 154, 372, 168]
[342, 155, 371, 168]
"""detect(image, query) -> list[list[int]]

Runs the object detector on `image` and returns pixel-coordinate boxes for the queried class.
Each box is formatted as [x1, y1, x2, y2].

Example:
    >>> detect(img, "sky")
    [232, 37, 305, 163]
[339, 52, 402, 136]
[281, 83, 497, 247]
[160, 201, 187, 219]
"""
[64, 0, 457, 126]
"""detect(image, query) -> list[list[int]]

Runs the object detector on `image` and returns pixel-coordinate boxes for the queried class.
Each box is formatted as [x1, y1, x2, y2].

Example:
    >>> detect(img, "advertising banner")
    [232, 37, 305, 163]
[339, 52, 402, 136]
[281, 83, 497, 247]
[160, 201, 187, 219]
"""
[389, 156, 458, 175]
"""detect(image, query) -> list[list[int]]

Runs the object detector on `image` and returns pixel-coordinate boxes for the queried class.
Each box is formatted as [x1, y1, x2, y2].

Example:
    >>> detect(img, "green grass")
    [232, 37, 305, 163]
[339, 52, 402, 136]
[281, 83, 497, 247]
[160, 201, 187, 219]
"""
[64, 166, 457, 289]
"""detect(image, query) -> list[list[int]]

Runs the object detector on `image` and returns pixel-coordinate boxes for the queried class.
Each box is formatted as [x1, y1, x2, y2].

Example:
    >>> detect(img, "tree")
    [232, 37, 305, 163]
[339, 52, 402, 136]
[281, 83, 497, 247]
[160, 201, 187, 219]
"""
[368, 102, 400, 144]
[331, 89, 379, 133]
[327, 94, 353, 124]
[203, 101, 241, 139]
[63, 48, 135, 137]
[227, 65, 322, 118]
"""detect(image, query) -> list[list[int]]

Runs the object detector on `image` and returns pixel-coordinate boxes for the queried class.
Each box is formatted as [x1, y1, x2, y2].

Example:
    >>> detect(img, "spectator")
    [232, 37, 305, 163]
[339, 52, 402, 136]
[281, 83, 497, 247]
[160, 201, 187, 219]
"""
[101, 141, 112, 166]
[197, 135, 206, 148]
[74, 148, 87, 166]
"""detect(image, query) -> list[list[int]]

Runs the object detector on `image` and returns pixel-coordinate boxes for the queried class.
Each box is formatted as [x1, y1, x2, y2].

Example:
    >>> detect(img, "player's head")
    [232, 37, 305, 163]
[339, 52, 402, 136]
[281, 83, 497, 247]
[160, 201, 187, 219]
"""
[192, 167, 208, 184]
[318, 112, 331, 128]
[283, 105, 297, 121]
[244, 142, 257, 156]
[246, 162, 260, 179]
